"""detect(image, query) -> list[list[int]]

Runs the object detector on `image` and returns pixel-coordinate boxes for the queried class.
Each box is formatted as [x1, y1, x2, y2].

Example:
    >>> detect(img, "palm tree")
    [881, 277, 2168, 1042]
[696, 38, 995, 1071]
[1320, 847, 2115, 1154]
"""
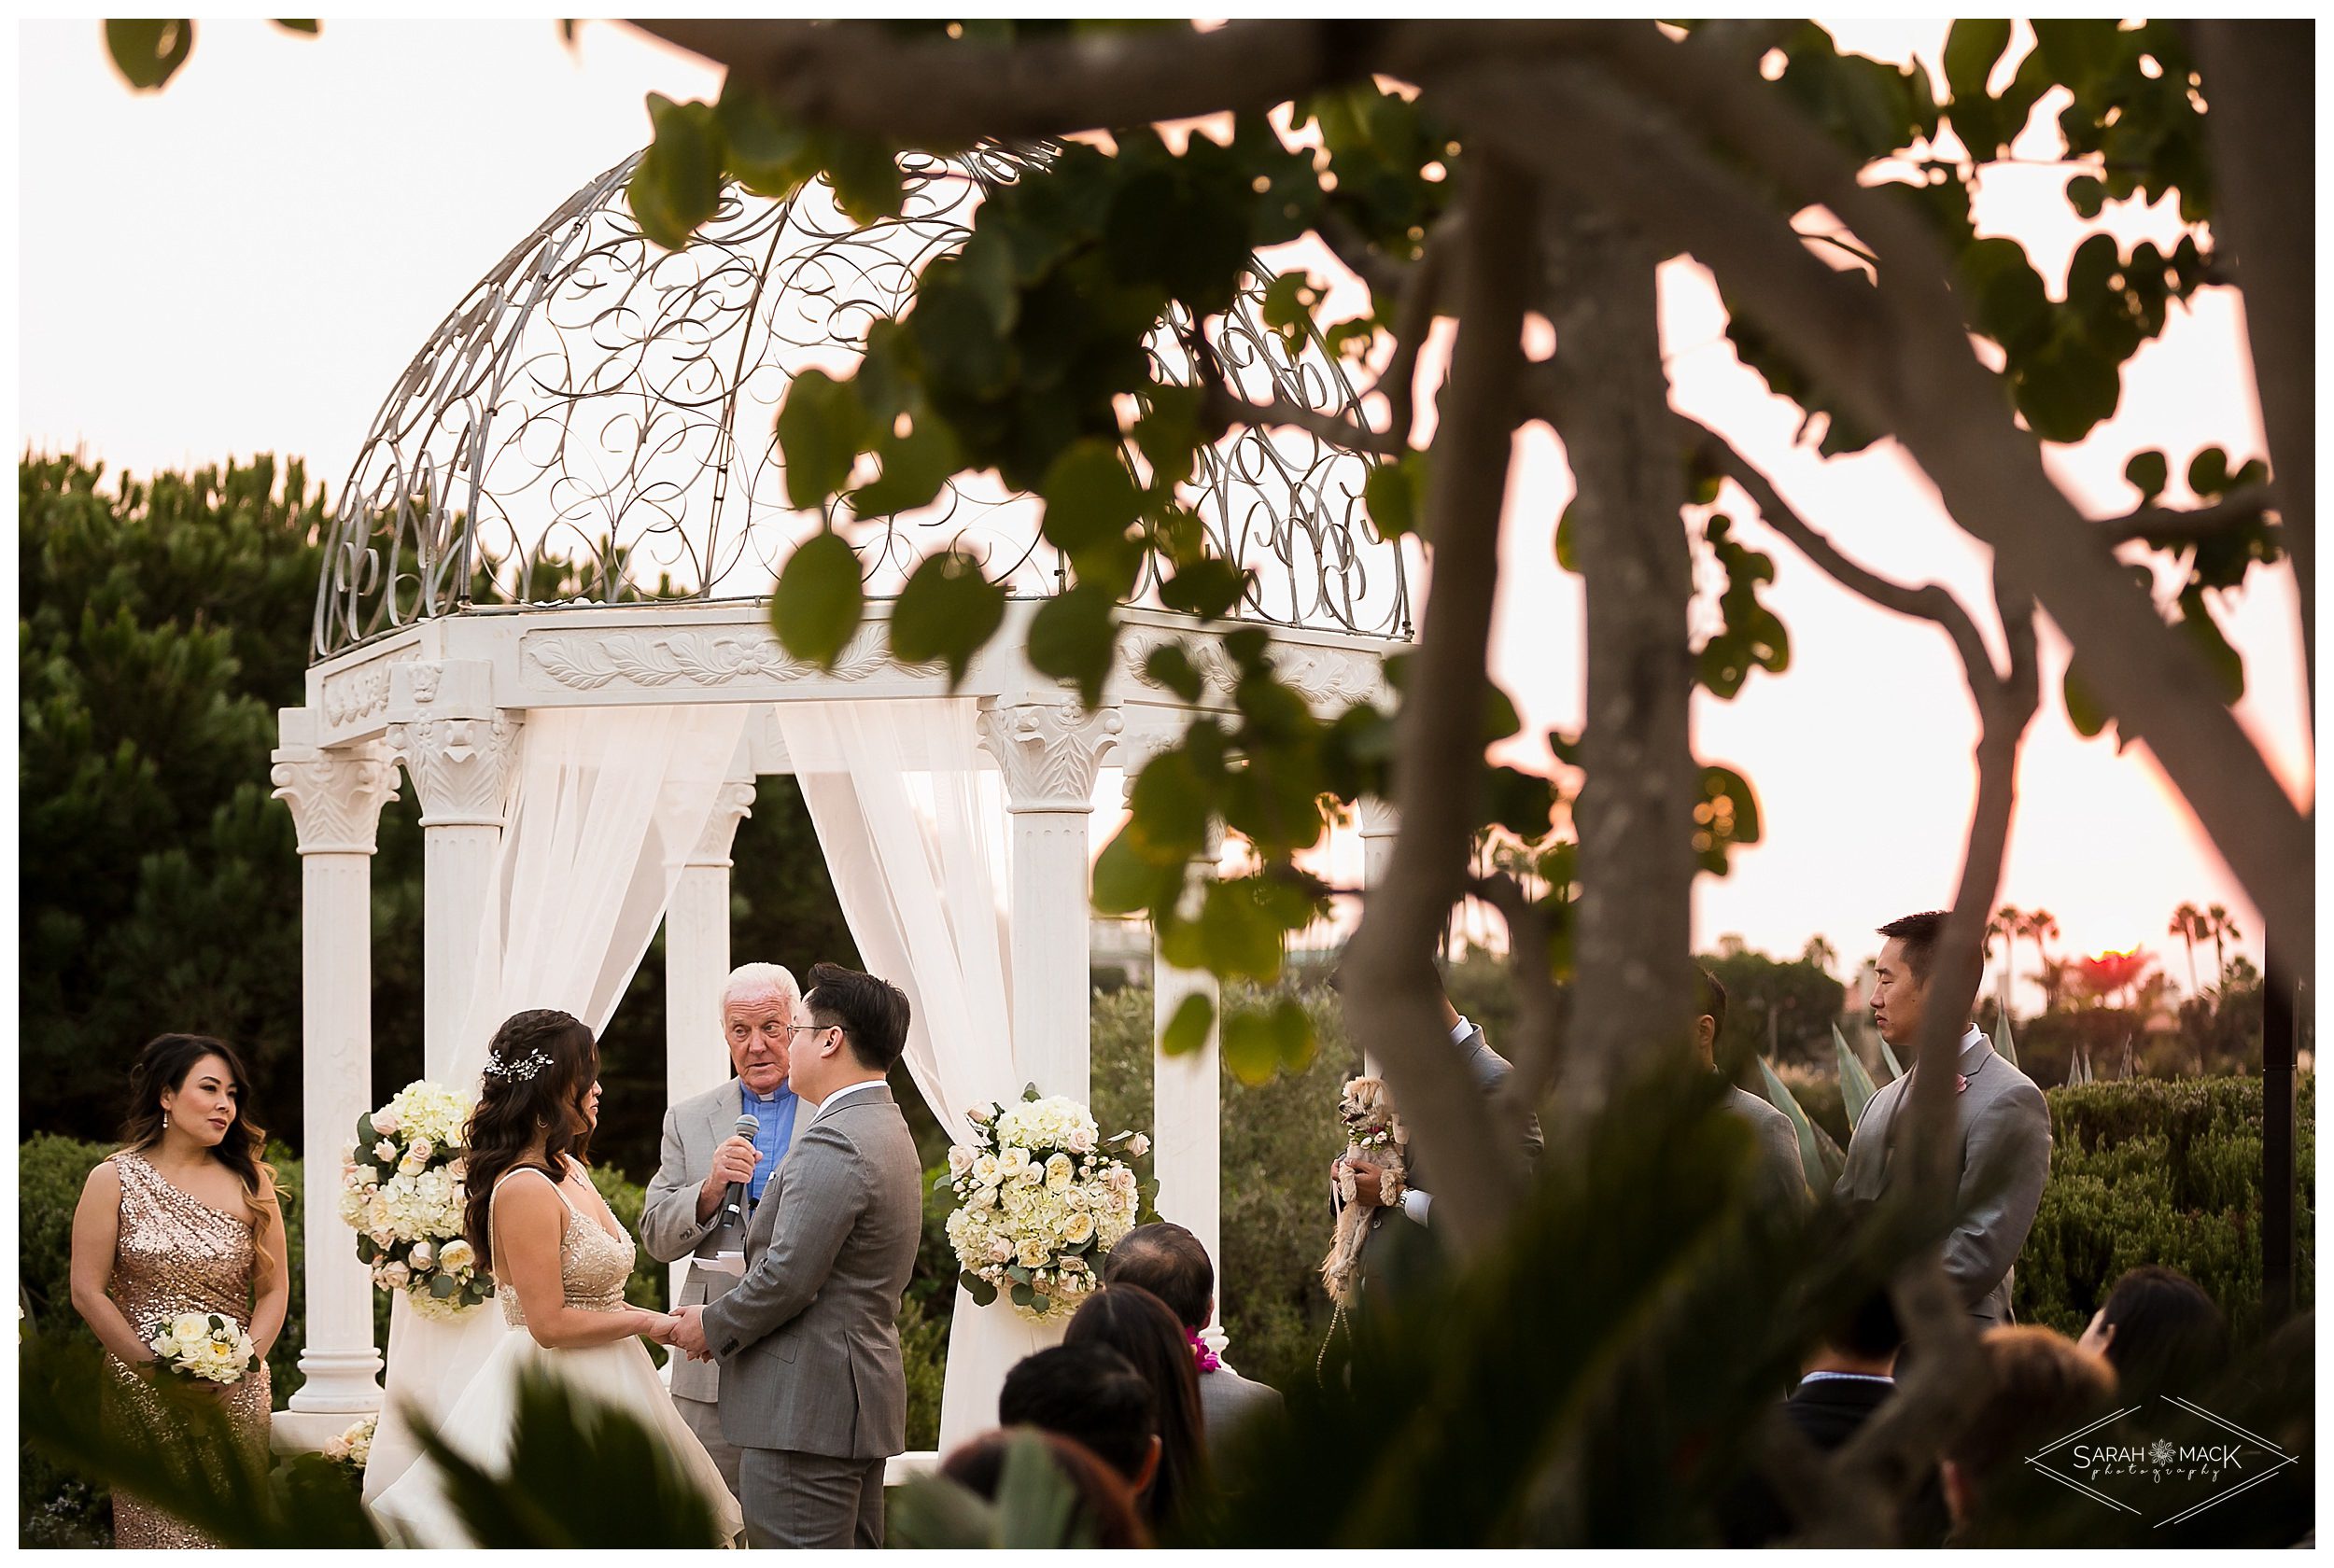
[2204, 903, 2241, 986]
[2170, 903, 2205, 995]
[2022, 909, 2061, 1011]
[1801, 933, 1837, 974]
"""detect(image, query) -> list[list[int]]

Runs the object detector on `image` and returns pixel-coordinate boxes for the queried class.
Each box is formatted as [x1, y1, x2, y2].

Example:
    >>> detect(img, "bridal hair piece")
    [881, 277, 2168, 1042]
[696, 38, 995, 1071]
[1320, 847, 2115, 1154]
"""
[482, 1048, 552, 1082]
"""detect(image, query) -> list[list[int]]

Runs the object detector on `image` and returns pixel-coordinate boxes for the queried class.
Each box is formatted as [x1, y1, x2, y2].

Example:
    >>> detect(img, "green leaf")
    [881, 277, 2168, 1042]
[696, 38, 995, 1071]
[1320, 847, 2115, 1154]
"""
[853, 416, 963, 520]
[1141, 642, 1207, 703]
[1091, 829, 1180, 917]
[1195, 878, 1287, 982]
[714, 75, 818, 200]
[2186, 445, 2232, 498]
[770, 530, 865, 669]
[2173, 589, 2244, 706]
[823, 133, 907, 225]
[888, 551, 1004, 686]
[1132, 385, 1205, 491]
[994, 1428, 1084, 1547]
[1221, 1005, 1282, 1085]
[775, 369, 869, 511]
[1160, 559, 1251, 620]
[1025, 583, 1118, 707]
[1694, 764, 1763, 875]
[2016, 333, 2120, 443]
[1160, 992, 1216, 1057]
[627, 93, 725, 252]
[1835, 1025, 1879, 1131]
[1755, 1055, 1845, 1191]
[1943, 18, 2011, 103]
[1039, 439, 1143, 555]
[2124, 449, 2169, 502]
[2065, 174, 2108, 218]
[105, 20, 194, 91]
[1009, 1281, 1035, 1309]
[272, 19, 319, 35]
[1990, 1006, 2019, 1071]
[1554, 501, 1580, 574]
[1877, 1036, 1905, 1083]
[2062, 663, 2111, 739]
[1958, 237, 2052, 355]
[1363, 455, 1425, 539]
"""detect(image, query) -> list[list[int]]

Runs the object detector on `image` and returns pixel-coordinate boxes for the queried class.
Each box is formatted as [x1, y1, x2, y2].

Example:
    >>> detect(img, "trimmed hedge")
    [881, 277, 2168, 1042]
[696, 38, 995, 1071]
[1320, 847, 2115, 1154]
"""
[2014, 1073, 2314, 1340]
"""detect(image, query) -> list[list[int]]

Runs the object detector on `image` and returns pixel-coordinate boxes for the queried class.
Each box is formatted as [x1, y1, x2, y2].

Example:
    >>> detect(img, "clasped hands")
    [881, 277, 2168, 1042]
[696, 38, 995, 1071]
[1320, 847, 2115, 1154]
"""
[1331, 1155, 1391, 1209]
[651, 1304, 714, 1362]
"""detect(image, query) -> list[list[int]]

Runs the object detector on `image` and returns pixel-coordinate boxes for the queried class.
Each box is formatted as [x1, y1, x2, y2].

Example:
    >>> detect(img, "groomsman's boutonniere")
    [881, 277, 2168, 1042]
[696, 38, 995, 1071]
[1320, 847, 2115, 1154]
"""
[1956, 1074, 1969, 1095]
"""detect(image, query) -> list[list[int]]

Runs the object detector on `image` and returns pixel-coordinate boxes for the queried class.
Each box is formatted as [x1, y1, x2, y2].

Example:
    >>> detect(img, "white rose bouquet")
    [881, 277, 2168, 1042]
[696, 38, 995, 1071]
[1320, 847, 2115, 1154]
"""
[942, 1085, 1151, 1321]
[339, 1080, 492, 1320]
[320, 1413, 376, 1473]
[146, 1310, 256, 1385]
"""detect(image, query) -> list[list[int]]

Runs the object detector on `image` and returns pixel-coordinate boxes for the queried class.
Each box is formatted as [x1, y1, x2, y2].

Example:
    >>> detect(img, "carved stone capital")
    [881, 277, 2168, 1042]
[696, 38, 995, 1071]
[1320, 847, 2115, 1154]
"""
[389, 711, 522, 828]
[1357, 795, 1400, 839]
[687, 779, 760, 867]
[271, 739, 401, 856]
[978, 700, 1124, 814]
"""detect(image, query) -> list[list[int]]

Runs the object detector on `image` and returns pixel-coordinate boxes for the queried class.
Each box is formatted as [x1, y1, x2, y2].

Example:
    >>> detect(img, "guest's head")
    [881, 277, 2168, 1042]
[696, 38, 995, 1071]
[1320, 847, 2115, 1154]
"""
[1694, 965, 1729, 1071]
[461, 1009, 600, 1269]
[1000, 1343, 1161, 1495]
[794, 961, 910, 1101]
[1940, 1326, 2118, 1531]
[1872, 910, 1953, 1050]
[120, 1032, 273, 1225]
[722, 962, 801, 1096]
[1809, 1283, 1903, 1377]
[1100, 1223, 1214, 1335]
[1064, 1283, 1207, 1529]
[2078, 1265, 2229, 1394]
[939, 1428, 1150, 1547]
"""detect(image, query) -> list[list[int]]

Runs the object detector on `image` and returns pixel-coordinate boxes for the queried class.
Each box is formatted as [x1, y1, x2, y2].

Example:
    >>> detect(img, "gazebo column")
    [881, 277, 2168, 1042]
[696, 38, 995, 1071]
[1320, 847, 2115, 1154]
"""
[268, 710, 399, 1434]
[1357, 796, 1399, 1075]
[387, 662, 519, 1080]
[1152, 820, 1228, 1355]
[978, 698, 1123, 1101]
[663, 777, 758, 1308]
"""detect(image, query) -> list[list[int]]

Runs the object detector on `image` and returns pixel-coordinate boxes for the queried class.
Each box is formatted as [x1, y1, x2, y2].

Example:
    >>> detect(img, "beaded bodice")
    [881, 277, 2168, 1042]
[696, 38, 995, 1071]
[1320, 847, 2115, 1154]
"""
[492, 1164, 634, 1327]
[106, 1152, 259, 1334]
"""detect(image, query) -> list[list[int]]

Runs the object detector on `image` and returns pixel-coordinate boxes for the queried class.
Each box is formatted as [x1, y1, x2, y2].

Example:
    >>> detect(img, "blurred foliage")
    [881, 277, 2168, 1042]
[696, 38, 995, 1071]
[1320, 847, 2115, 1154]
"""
[1702, 940, 1849, 1071]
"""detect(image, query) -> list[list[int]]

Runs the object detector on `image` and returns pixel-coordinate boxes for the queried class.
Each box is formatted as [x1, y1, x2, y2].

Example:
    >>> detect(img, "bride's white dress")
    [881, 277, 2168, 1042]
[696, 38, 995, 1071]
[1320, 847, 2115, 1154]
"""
[369, 1164, 744, 1547]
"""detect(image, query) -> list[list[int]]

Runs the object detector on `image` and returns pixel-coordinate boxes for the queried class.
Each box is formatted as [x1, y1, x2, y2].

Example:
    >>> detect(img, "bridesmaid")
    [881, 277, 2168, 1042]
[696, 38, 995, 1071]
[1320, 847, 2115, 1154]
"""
[68, 1034, 289, 1548]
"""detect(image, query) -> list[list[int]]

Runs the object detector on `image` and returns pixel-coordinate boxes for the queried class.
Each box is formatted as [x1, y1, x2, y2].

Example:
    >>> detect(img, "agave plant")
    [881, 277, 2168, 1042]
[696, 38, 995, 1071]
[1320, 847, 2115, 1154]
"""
[1756, 1055, 1845, 1193]
[1835, 1024, 1880, 1131]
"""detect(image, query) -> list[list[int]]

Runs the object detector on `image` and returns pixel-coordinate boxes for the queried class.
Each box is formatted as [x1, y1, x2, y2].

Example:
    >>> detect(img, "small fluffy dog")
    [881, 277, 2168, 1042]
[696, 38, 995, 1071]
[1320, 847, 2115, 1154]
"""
[1320, 1075, 1408, 1309]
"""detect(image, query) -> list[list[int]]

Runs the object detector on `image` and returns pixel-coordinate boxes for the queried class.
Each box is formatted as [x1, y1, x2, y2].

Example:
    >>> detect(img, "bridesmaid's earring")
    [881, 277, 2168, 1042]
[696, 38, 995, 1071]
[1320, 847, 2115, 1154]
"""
[162, 1111, 171, 1130]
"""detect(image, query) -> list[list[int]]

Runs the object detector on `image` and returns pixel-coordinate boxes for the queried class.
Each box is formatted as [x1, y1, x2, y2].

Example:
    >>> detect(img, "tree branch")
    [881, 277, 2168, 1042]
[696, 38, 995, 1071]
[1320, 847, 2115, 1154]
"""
[1467, 872, 1565, 1111]
[1371, 208, 1462, 450]
[1316, 208, 1415, 301]
[1442, 38, 2313, 991]
[1340, 152, 1539, 1259]
[2096, 484, 2278, 546]
[1201, 383, 1405, 458]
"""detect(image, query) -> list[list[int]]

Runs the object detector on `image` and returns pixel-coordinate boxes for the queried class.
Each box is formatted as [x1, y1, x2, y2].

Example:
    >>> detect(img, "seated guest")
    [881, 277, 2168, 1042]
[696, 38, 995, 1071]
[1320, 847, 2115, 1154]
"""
[1941, 1326, 2118, 1540]
[1064, 1283, 1208, 1533]
[940, 1428, 1150, 1548]
[2077, 1264, 2229, 1396]
[1101, 1222, 1284, 1456]
[1716, 1285, 1949, 1547]
[1000, 1343, 1162, 1498]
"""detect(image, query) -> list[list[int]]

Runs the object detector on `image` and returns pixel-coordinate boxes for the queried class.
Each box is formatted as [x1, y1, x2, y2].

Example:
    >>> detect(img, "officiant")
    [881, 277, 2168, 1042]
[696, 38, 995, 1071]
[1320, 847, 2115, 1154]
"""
[641, 962, 806, 1500]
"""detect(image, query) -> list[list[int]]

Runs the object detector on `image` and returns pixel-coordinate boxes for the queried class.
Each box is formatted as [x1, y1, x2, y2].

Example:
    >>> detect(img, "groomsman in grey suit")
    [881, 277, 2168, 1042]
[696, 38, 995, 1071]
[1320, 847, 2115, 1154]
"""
[1694, 965, 1811, 1216]
[640, 962, 807, 1500]
[671, 961, 921, 1549]
[1835, 911, 2052, 1326]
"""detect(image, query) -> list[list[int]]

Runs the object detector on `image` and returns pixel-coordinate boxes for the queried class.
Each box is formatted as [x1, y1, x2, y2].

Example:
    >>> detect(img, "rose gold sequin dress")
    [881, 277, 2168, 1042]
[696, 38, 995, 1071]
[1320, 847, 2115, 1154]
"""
[103, 1152, 274, 1549]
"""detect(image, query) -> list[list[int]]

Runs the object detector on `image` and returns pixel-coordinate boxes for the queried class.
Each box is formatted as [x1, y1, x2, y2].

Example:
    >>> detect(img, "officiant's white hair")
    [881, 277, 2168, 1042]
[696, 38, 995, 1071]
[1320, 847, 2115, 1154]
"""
[722, 961, 802, 1010]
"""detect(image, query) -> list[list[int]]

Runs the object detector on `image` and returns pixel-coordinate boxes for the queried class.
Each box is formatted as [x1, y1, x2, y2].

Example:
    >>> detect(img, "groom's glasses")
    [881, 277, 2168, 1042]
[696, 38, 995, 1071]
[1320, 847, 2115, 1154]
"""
[787, 1022, 845, 1040]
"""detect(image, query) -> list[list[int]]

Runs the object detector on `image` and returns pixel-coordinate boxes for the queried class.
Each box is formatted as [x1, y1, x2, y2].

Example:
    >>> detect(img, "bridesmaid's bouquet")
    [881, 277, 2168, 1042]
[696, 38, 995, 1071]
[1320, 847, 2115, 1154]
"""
[321, 1414, 376, 1473]
[339, 1080, 494, 1320]
[942, 1085, 1150, 1321]
[146, 1310, 256, 1384]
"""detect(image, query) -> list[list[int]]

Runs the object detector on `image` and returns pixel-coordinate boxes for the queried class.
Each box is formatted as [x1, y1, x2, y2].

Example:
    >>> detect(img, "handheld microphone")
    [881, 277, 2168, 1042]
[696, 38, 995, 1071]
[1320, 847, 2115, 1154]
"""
[720, 1112, 760, 1231]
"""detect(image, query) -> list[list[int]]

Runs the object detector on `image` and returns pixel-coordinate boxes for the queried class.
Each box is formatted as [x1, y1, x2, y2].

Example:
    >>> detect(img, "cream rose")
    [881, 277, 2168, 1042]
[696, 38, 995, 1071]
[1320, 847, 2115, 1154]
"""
[948, 1145, 976, 1179]
[408, 1239, 436, 1270]
[372, 1110, 401, 1136]
[1065, 1125, 1097, 1155]
[373, 1139, 399, 1163]
[1044, 1153, 1075, 1191]
[1062, 1211, 1096, 1245]
[170, 1311, 208, 1343]
[1016, 1238, 1049, 1269]
[1124, 1133, 1150, 1159]
[972, 1153, 1001, 1186]
[439, 1239, 475, 1274]
[998, 1147, 1033, 1183]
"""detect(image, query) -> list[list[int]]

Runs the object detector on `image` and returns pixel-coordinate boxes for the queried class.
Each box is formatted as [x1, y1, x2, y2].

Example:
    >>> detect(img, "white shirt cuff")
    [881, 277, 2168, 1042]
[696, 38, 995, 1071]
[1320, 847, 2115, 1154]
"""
[1400, 1188, 1432, 1226]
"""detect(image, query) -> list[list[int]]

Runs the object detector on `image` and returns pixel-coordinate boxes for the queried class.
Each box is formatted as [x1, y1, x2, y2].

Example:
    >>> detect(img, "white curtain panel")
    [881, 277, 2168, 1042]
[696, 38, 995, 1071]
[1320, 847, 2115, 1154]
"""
[769, 697, 1068, 1449]
[363, 703, 750, 1503]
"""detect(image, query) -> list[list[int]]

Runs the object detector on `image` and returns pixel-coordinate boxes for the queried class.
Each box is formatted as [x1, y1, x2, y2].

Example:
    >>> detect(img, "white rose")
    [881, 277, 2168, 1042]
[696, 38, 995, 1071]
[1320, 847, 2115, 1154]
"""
[448, 1157, 468, 1183]
[1063, 1211, 1096, 1245]
[948, 1146, 976, 1179]
[1016, 1239, 1048, 1269]
[380, 1261, 411, 1288]
[372, 1110, 400, 1136]
[322, 1435, 348, 1460]
[997, 1147, 1032, 1183]
[989, 1237, 1014, 1263]
[1044, 1153, 1075, 1191]
[1066, 1125, 1096, 1155]
[440, 1239, 475, 1273]
[170, 1311, 208, 1343]
[1125, 1133, 1150, 1159]
[407, 1137, 434, 1163]
[151, 1335, 180, 1361]
[968, 1103, 996, 1126]
[409, 1239, 436, 1269]
[373, 1139, 399, 1163]
[972, 1153, 1001, 1186]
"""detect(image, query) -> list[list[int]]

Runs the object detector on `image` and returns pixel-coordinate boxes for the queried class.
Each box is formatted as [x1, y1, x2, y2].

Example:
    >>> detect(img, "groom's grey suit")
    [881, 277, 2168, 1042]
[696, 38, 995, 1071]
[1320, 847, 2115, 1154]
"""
[1834, 1029, 2051, 1326]
[699, 1082, 920, 1549]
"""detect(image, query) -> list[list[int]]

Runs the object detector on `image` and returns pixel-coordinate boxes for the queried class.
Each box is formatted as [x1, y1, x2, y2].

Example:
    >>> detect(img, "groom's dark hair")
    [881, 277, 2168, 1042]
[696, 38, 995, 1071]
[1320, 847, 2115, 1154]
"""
[999, 1343, 1159, 1485]
[1100, 1223, 1213, 1331]
[1877, 910, 1949, 983]
[805, 960, 911, 1071]
[1693, 966, 1728, 1035]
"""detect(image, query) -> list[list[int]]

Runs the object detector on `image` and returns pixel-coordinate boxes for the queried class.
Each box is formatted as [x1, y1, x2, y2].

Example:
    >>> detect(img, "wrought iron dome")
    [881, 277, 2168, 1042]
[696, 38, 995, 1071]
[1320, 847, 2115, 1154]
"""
[312, 142, 1412, 664]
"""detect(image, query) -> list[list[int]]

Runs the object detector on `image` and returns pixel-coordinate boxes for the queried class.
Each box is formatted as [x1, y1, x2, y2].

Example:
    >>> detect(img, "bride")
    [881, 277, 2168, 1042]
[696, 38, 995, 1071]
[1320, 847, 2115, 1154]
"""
[370, 1009, 744, 1547]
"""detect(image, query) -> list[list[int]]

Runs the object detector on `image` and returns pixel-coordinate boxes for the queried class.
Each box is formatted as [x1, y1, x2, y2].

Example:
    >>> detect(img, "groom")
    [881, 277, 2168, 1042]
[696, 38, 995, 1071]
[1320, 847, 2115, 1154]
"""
[671, 961, 921, 1549]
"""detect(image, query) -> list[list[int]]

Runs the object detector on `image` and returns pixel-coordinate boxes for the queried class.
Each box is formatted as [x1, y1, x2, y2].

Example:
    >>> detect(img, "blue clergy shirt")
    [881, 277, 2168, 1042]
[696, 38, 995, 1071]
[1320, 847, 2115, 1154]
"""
[740, 1079, 800, 1206]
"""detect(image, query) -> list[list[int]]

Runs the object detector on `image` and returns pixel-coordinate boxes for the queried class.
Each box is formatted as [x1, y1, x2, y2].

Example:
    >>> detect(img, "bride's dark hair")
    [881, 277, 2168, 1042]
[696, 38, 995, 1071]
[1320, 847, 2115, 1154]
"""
[461, 1009, 599, 1272]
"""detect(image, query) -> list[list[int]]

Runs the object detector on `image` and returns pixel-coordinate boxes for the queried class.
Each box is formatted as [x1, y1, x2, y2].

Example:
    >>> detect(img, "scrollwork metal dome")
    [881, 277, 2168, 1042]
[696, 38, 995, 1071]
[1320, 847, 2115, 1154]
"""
[313, 142, 1410, 663]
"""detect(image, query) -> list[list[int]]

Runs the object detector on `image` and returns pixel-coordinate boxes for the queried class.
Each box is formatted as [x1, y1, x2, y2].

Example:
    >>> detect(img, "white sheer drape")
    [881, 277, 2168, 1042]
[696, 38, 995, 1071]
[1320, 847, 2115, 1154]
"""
[363, 705, 749, 1503]
[768, 698, 1064, 1451]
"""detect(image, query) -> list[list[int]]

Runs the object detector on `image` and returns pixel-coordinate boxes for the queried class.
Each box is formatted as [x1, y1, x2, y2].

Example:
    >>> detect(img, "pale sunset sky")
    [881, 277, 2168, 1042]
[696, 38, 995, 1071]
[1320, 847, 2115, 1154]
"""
[16, 19, 2313, 1007]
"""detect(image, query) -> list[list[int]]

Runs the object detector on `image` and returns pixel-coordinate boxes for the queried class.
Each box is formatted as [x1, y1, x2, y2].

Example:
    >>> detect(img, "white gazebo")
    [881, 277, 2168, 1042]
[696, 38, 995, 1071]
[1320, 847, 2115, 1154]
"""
[266, 145, 1409, 1466]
